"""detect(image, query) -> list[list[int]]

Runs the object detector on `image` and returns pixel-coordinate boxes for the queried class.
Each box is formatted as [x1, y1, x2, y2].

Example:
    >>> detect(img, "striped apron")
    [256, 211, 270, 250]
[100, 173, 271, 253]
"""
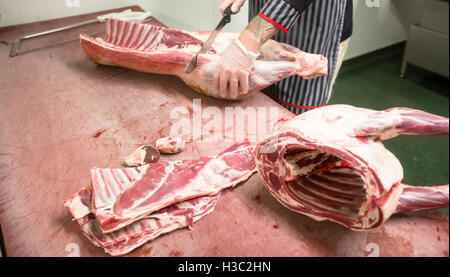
[249, 0, 348, 114]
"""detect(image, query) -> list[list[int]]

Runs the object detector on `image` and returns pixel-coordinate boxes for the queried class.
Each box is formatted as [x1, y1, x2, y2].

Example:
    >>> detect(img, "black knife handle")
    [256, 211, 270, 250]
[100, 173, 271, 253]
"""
[216, 5, 232, 30]
[223, 5, 232, 22]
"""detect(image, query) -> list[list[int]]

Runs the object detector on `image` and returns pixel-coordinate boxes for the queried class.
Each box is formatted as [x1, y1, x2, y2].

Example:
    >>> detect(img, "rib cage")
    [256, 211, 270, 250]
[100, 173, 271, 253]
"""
[256, 105, 449, 230]
[104, 19, 202, 52]
[285, 154, 367, 219]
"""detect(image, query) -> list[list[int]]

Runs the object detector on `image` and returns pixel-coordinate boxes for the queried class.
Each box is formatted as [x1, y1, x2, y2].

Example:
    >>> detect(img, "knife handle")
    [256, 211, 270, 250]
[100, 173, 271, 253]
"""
[223, 5, 232, 20]
[218, 5, 232, 28]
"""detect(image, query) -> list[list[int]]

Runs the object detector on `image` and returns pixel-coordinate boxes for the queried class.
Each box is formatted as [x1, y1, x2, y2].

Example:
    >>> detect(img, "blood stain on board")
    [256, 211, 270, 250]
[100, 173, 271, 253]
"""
[169, 250, 183, 257]
[127, 245, 153, 257]
[253, 194, 261, 204]
[187, 105, 193, 114]
[92, 128, 106, 138]
[50, 227, 62, 238]
[273, 224, 280, 229]
[211, 246, 220, 256]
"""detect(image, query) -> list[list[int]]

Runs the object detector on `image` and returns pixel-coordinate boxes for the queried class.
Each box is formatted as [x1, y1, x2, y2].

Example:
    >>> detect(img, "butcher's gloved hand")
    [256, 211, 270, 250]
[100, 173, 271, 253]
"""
[220, 0, 246, 15]
[213, 38, 259, 99]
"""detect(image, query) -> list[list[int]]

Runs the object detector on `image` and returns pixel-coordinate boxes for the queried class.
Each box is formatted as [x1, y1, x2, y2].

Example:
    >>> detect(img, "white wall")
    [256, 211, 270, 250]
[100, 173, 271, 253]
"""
[0, 0, 428, 60]
[0, 0, 139, 26]
[142, 0, 249, 33]
[344, 0, 426, 59]
[0, 0, 248, 32]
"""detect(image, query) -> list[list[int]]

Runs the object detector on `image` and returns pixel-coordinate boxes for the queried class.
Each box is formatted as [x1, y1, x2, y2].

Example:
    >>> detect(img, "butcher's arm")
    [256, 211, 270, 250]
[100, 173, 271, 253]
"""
[238, 16, 279, 54]
[238, 0, 315, 53]
[214, 0, 314, 98]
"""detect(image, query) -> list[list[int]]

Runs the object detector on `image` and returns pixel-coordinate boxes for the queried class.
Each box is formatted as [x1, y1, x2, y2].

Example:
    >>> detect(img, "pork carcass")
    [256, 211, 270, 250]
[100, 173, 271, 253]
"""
[80, 18, 328, 100]
[255, 105, 449, 230]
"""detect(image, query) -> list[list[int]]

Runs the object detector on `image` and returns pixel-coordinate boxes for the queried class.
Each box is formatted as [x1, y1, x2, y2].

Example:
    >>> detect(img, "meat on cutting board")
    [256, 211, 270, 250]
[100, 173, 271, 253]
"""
[65, 140, 256, 255]
[256, 105, 449, 230]
[80, 18, 328, 100]
[65, 105, 448, 255]
[156, 136, 185, 154]
[64, 187, 220, 256]
[123, 145, 160, 167]
[91, 140, 256, 233]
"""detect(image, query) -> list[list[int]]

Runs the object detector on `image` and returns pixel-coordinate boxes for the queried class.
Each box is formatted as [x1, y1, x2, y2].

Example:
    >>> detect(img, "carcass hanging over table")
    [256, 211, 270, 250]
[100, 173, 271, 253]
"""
[256, 105, 449, 230]
[80, 18, 328, 100]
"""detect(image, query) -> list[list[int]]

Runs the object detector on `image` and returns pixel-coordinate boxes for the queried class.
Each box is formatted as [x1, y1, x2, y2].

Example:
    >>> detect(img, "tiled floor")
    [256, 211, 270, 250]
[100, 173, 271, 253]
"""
[329, 43, 449, 216]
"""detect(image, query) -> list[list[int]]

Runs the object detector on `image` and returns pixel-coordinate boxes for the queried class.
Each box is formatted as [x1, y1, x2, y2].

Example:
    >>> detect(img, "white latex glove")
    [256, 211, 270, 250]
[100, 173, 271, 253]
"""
[213, 39, 259, 99]
[220, 0, 246, 15]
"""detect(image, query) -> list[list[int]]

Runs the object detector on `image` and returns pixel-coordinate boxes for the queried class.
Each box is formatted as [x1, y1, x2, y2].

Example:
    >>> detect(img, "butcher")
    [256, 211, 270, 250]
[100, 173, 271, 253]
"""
[213, 0, 353, 114]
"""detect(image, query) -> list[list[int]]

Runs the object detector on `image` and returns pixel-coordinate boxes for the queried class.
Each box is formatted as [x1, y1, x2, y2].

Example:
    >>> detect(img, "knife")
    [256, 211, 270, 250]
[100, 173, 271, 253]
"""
[184, 6, 232, 74]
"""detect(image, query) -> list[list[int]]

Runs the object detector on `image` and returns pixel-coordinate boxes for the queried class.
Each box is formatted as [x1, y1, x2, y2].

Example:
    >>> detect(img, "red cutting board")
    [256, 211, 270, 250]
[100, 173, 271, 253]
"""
[0, 6, 448, 257]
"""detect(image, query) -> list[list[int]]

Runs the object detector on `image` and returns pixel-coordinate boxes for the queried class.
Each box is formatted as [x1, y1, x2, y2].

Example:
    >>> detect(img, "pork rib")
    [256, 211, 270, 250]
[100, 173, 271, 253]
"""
[92, 140, 256, 233]
[255, 105, 449, 230]
[80, 19, 328, 100]
[64, 188, 220, 256]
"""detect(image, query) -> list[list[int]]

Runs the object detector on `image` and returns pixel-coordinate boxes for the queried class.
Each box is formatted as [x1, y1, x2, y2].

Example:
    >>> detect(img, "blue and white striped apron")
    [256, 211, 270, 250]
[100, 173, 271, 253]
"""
[250, 0, 348, 114]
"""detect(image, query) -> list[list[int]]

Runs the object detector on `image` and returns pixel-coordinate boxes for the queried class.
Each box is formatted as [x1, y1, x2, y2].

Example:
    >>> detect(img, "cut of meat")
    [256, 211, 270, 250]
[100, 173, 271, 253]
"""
[80, 19, 328, 100]
[64, 140, 257, 255]
[92, 139, 256, 233]
[123, 145, 160, 167]
[64, 140, 256, 255]
[64, 188, 220, 256]
[156, 136, 185, 154]
[255, 105, 449, 230]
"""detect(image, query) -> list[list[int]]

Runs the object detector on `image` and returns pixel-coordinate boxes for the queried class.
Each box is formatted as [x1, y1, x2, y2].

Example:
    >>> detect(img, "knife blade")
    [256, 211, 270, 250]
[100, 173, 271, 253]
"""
[184, 6, 232, 74]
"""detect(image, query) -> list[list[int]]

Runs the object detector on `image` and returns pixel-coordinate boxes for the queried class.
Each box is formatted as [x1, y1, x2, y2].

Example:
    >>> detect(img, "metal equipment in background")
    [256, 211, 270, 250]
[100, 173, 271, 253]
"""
[9, 9, 152, 57]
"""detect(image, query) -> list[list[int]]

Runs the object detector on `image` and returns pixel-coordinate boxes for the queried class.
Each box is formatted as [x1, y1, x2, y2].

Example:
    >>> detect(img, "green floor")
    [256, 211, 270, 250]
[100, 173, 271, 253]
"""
[329, 44, 449, 216]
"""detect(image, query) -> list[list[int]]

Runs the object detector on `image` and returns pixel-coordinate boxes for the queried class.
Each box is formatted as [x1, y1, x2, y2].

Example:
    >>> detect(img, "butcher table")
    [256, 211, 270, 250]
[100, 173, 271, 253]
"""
[0, 6, 448, 257]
